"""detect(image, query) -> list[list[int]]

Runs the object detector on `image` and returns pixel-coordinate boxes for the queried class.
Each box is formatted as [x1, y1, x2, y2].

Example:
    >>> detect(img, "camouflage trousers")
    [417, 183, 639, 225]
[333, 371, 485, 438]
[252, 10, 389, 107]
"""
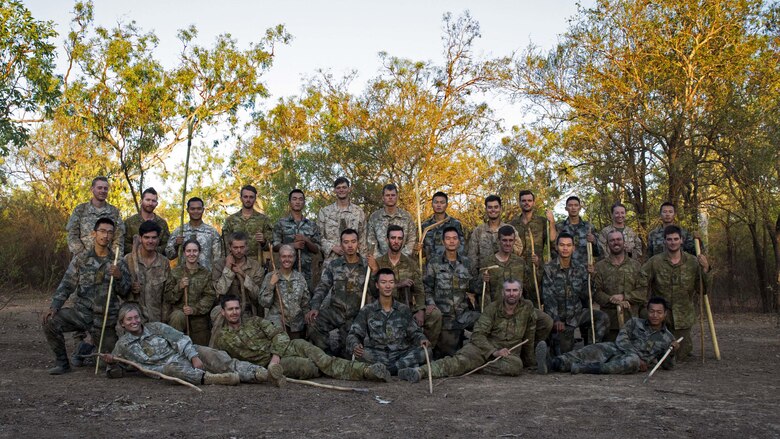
[555, 342, 641, 374]
[425, 343, 525, 378]
[359, 345, 428, 374]
[307, 307, 353, 358]
[43, 307, 116, 366]
[554, 308, 609, 354]
[161, 346, 266, 385]
[421, 308, 443, 350]
[276, 339, 369, 380]
[434, 310, 481, 359]
[525, 309, 553, 367]
[168, 311, 210, 346]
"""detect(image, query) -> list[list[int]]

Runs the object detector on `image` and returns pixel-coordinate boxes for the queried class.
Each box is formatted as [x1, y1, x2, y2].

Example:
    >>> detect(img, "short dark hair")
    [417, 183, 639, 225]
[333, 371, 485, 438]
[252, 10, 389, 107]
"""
[647, 296, 669, 311]
[386, 224, 404, 239]
[432, 191, 448, 203]
[334, 176, 350, 187]
[186, 197, 204, 208]
[240, 185, 257, 195]
[221, 294, 241, 309]
[141, 187, 158, 198]
[288, 188, 305, 201]
[498, 225, 515, 237]
[375, 267, 395, 281]
[382, 183, 398, 194]
[611, 202, 626, 213]
[556, 232, 574, 245]
[566, 196, 581, 205]
[340, 228, 359, 241]
[502, 278, 522, 291]
[518, 190, 535, 201]
[91, 176, 108, 187]
[660, 202, 676, 213]
[182, 238, 201, 252]
[94, 217, 115, 231]
[663, 225, 682, 238]
[228, 231, 249, 245]
[442, 226, 459, 237]
[485, 195, 502, 206]
[138, 220, 162, 236]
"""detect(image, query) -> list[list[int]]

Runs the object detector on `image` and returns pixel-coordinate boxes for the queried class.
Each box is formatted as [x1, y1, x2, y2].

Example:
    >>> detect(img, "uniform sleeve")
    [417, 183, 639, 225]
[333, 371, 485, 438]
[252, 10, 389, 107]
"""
[423, 261, 436, 306]
[211, 229, 223, 268]
[195, 276, 216, 315]
[155, 322, 199, 360]
[466, 227, 479, 270]
[615, 318, 636, 353]
[407, 310, 427, 346]
[213, 261, 235, 297]
[310, 264, 334, 310]
[455, 220, 466, 255]
[366, 213, 379, 256]
[639, 260, 654, 298]
[346, 307, 369, 353]
[357, 209, 368, 256]
[243, 265, 264, 303]
[258, 272, 275, 309]
[165, 227, 181, 260]
[112, 212, 126, 255]
[597, 228, 609, 258]
[410, 264, 425, 312]
[158, 219, 170, 255]
[123, 216, 136, 256]
[316, 208, 334, 257]
[65, 206, 86, 256]
[542, 265, 560, 322]
[588, 223, 601, 258]
[164, 270, 182, 304]
[627, 262, 649, 306]
[521, 307, 537, 363]
[309, 221, 322, 250]
[592, 264, 612, 306]
[470, 307, 498, 354]
[402, 214, 417, 257]
[51, 256, 80, 310]
[272, 219, 284, 248]
[114, 258, 133, 298]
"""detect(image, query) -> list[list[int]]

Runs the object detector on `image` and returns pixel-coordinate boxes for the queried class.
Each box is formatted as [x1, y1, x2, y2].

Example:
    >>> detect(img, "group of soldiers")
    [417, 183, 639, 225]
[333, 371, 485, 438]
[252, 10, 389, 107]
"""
[41, 176, 710, 387]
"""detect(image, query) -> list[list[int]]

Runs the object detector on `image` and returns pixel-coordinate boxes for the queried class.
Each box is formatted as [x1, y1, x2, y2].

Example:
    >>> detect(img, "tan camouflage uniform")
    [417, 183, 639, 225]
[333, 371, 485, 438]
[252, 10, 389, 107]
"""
[367, 207, 417, 257]
[317, 202, 367, 261]
[66, 202, 125, 256]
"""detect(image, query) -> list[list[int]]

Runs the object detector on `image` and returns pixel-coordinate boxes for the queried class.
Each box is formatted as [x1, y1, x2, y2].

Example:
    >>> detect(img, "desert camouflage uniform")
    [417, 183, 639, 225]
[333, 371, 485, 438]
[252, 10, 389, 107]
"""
[164, 264, 215, 346]
[222, 210, 273, 259]
[554, 317, 676, 374]
[215, 316, 374, 380]
[317, 202, 368, 261]
[646, 225, 698, 258]
[598, 225, 642, 260]
[44, 248, 132, 366]
[347, 300, 428, 373]
[66, 202, 125, 256]
[542, 258, 609, 353]
[259, 270, 310, 333]
[640, 252, 710, 359]
[273, 215, 322, 285]
[555, 218, 600, 266]
[165, 222, 223, 271]
[467, 222, 524, 272]
[421, 214, 465, 259]
[367, 207, 417, 257]
[510, 214, 550, 296]
[593, 256, 648, 341]
[123, 213, 170, 255]
[124, 251, 170, 322]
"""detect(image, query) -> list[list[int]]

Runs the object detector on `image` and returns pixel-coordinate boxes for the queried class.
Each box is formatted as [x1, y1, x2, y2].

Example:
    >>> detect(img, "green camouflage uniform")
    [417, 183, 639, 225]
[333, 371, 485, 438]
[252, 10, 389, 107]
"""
[542, 258, 609, 353]
[598, 225, 642, 260]
[421, 214, 465, 259]
[44, 248, 131, 367]
[215, 316, 374, 380]
[124, 251, 170, 322]
[347, 300, 428, 373]
[555, 218, 600, 266]
[554, 317, 676, 374]
[123, 213, 170, 255]
[316, 202, 368, 261]
[212, 257, 265, 318]
[164, 264, 216, 346]
[640, 252, 710, 359]
[593, 255, 648, 341]
[272, 215, 322, 286]
[259, 270, 310, 333]
[66, 202, 125, 256]
[222, 210, 273, 259]
[646, 225, 698, 258]
[510, 214, 550, 298]
[367, 207, 417, 258]
[165, 222, 223, 271]
[467, 222, 524, 272]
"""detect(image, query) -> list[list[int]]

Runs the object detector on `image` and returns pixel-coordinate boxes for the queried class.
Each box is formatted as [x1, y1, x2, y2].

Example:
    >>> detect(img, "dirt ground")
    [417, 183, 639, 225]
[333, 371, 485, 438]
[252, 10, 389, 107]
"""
[0, 292, 778, 439]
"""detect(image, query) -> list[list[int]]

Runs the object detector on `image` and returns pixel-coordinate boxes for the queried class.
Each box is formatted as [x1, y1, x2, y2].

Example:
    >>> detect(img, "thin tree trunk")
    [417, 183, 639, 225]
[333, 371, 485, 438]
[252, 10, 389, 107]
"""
[747, 222, 770, 312]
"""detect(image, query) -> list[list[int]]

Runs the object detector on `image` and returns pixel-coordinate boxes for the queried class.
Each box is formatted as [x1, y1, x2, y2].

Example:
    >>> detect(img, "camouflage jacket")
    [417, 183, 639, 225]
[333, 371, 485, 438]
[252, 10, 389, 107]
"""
[510, 214, 551, 261]
[616, 317, 676, 366]
[542, 258, 590, 326]
[165, 222, 223, 271]
[367, 207, 417, 257]
[467, 222, 524, 272]
[316, 202, 368, 260]
[124, 251, 170, 322]
[483, 253, 526, 304]
[593, 255, 647, 310]
[112, 322, 199, 373]
[421, 214, 465, 259]
[470, 299, 536, 362]
[310, 255, 370, 320]
[164, 264, 216, 317]
[598, 225, 642, 260]
[272, 215, 322, 277]
[214, 316, 290, 367]
[222, 210, 273, 258]
[346, 300, 426, 354]
[373, 252, 425, 312]
[259, 270, 310, 332]
[66, 201, 125, 256]
[424, 253, 478, 326]
[555, 217, 600, 266]
[212, 257, 265, 316]
[640, 252, 711, 330]
[646, 225, 698, 258]
[123, 213, 170, 255]
[50, 248, 132, 320]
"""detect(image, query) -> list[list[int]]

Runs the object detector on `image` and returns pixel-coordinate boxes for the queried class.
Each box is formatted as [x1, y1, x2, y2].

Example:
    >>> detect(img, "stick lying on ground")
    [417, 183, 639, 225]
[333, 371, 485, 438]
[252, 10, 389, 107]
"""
[87, 354, 202, 392]
[287, 378, 369, 394]
[435, 339, 528, 387]
[642, 336, 684, 384]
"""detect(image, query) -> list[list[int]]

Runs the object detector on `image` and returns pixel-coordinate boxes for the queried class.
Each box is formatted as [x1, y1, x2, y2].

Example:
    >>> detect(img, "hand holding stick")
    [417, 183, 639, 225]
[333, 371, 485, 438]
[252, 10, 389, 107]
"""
[479, 265, 499, 312]
[95, 246, 121, 374]
[643, 337, 684, 384]
[696, 239, 720, 361]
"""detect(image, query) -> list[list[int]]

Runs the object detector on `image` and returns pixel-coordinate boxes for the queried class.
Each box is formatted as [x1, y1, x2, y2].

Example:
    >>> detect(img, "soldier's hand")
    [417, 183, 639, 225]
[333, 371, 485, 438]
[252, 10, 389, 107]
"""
[270, 354, 281, 365]
[353, 344, 364, 358]
[269, 272, 279, 286]
[109, 264, 122, 279]
[367, 253, 378, 273]
[179, 277, 190, 289]
[414, 310, 425, 327]
[466, 293, 476, 308]
[305, 309, 319, 324]
[293, 240, 305, 250]
[609, 294, 625, 304]
[332, 245, 344, 256]
[183, 305, 193, 316]
[99, 353, 115, 364]
[42, 308, 57, 324]
[638, 359, 648, 372]
[619, 301, 630, 309]
[545, 210, 555, 222]
[425, 304, 438, 315]
[225, 254, 235, 269]
[671, 340, 680, 351]
[131, 282, 142, 295]
[414, 242, 423, 255]
[493, 348, 510, 358]
[532, 254, 540, 267]
[294, 234, 307, 243]
[175, 235, 184, 246]
[191, 356, 204, 370]
[420, 340, 429, 348]
[482, 270, 490, 283]
[255, 231, 265, 244]
[697, 254, 710, 272]
[587, 263, 595, 274]
[397, 279, 413, 288]
[553, 321, 565, 332]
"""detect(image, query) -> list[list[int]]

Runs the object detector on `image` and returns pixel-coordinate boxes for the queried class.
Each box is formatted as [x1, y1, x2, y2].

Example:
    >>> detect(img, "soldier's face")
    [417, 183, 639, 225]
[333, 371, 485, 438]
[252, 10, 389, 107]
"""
[334, 183, 351, 200]
[141, 193, 158, 214]
[608, 233, 625, 255]
[92, 224, 115, 247]
[376, 274, 395, 298]
[485, 201, 501, 220]
[184, 242, 200, 264]
[432, 196, 447, 214]
[221, 300, 242, 325]
[140, 231, 160, 252]
[341, 233, 359, 255]
[120, 310, 143, 335]
[241, 190, 256, 209]
[664, 233, 682, 252]
[187, 201, 204, 221]
[519, 194, 535, 212]
[387, 231, 404, 253]
[557, 237, 574, 258]
[647, 303, 667, 327]
[91, 180, 109, 202]
[566, 200, 581, 217]
[443, 231, 459, 251]
[383, 189, 398, 208]
[230, 240, 247, 260]
[660, 206, 675, 223]
[280, 249, 295, 269]
[502, 281, 521, 305]
[499, 234, 515, 254]
[289, 192, 305, 212]
[612, 207, 626, 225]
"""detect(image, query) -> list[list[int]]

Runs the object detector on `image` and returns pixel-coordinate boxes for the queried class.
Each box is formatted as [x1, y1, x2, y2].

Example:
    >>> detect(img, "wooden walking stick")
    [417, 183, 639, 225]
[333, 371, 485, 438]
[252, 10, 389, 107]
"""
[616, 303, 625, 328]
[479, 265, 500, 312]
[696, 239, 721, 360]
[95, 246, 121, 374]
[643, 337, 684, 384]
[415, 180, 424, 270]
[269, 243, 288, 332]
[545, 217, 552, 263]
[178, 116, 196, 262]
[287, 378, 369, 394]
[586, 242, 596, 344]
[435, 340, 528, 387]
[423, 345, 433, 395]
[351, 262, 373, 362]
[183, 285, 191, 335]
[93, 354, 202, 392]
[528, 231, 543, 311]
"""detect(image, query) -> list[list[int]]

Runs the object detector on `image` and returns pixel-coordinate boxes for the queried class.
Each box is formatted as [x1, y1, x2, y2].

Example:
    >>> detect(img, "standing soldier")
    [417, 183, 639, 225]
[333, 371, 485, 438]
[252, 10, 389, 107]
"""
[367, 183, 417, 258]
[166, 197, 223, 271]
[273, 189, 321, 289]
[317, 177, 367, 263]
[211, 232, 265, 323]
[510, 189, 557, 303]
[420, 191, 465, 260]
[646, 202, 698, 258]
[598, 202, 642, 260]
[556, 196, 600, 266]
[467, 195, 523, 272]
[222, 185, 273, 262]
[123, 187, 170, 255]
[67, 176, 125, 256]
[124, 220, 170, 323]
[259, 245, 310, 339]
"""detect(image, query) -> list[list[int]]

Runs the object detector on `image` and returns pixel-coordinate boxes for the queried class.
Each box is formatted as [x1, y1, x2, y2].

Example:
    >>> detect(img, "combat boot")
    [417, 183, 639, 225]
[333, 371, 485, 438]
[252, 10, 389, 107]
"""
[203, 372, 240, 385]
[267, 363, 286, 388]
[536, 341, 550, 375]
[48, 361, 72, 375]
[398, 367, 421, 383]
[70, 342, 95, 367]
[364, 363, 391, 382]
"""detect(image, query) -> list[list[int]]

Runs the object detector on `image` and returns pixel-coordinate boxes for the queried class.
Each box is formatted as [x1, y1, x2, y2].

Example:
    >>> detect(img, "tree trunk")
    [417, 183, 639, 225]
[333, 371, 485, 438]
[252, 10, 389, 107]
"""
[747, 222, 771, 312]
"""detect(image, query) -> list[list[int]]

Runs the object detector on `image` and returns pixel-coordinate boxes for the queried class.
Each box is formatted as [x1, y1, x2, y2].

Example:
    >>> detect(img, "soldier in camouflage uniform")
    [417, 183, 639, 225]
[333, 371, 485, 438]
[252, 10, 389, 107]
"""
[593, 229, 648, 341]
[273, 189, 321, 289]
[640, 225, 710, 360]
[424, 227, 480, 358]
[399, 279, 536, 382]
[306, 229, 370, 357]
[510, 190, 557, 301]
[543, 233, 609, 353]
[67, 176, 125, 256]
[43, 218, 131, 375]
[215, 295, 390, 381]
[166, 197, 223, 271]
[221, 185, 273, 261]
[260, 245, 310, 338]
[555, 196, 600, 266]
[467, 195, 523, 271]
[317, 176, 368, 262]
[123, 187, 170, 255]
[124, 220, 170, 323]
[537, 297, 679, 375]
[420, 191, 465, 260]
[348, 268, 429, 374]
[210, 232, 266, 329]
[102, 303, 283, 386]
[367, 183, 417, 258]
[646, 202, 698, 258]
[165, 239, 216, 346]
[597, 202, 642, 260]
